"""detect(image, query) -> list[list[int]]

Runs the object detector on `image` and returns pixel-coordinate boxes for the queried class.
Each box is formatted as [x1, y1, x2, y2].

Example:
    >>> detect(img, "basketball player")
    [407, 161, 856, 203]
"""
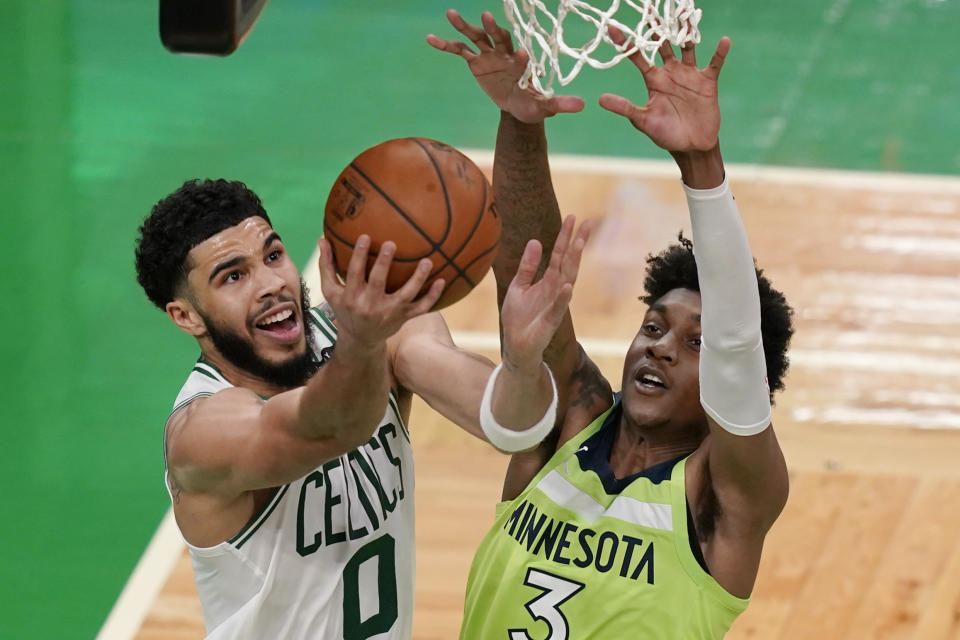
[133, 178, 589, 638]
[430, 11, 795, 637]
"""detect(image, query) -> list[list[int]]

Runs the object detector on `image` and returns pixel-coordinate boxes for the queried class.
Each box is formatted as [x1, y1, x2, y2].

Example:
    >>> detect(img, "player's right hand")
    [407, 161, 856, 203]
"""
[500, 215, 590, 370]
[317, 236, 444, 347]
[426, 10, 584, 124]
[598, 30, 729, 154]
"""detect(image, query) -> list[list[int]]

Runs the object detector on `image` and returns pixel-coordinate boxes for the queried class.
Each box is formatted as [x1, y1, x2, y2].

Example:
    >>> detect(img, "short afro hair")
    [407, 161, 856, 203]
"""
[641, 234, 795, 398]
[135, 179, 271, 310]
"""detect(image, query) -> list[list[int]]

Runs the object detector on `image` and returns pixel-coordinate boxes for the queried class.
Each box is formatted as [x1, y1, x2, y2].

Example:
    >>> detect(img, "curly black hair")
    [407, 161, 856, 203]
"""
[641, 234, 794, 398]
[135, 179, 271, 310]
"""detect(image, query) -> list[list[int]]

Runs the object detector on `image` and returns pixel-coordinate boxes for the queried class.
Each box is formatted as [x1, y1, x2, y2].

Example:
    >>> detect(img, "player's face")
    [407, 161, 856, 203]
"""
[185, 216, 315, 386]
[620, 288, 708, 434]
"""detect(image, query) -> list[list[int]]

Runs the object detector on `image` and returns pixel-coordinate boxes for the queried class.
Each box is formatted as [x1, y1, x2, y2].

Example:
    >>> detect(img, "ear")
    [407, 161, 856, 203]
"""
[166, 298, 207, 337]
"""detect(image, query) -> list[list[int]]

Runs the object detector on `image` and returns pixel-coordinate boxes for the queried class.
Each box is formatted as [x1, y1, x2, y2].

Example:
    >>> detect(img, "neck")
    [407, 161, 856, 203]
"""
[200, 348, 294, 399]
[609, 413, 703, 479]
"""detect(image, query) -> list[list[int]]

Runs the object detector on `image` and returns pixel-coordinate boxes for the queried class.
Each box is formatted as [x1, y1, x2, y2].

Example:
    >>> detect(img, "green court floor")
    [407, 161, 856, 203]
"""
[1, 0, 957, 636]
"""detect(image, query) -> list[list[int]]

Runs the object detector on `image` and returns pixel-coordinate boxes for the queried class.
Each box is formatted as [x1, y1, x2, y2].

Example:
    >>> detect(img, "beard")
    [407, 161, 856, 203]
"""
[201, 279, 321, 389]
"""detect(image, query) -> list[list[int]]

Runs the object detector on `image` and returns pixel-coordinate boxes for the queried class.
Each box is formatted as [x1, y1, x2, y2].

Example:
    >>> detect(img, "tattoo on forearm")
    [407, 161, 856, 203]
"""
[493, 119, 564, 303]
[569, 347, 612, 410]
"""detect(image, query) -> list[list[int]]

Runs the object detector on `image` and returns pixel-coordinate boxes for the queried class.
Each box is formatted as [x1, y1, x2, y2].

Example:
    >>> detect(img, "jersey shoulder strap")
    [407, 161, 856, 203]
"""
[171, 359, 233, 416]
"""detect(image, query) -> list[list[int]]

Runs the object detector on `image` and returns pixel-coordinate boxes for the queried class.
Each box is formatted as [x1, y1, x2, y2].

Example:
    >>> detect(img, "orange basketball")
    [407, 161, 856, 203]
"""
[323, 137, 500, 310]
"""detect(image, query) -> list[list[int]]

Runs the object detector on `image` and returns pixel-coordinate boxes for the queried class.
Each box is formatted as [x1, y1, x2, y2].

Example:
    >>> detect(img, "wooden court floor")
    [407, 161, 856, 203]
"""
[133, 160, 960, 639]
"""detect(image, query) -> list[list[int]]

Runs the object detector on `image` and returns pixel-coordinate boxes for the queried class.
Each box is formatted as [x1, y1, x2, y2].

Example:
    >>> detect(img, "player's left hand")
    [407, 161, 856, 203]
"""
[599, 30, 730, 153]
[427, 10, 584, 124]
[500, 215, 590, 371]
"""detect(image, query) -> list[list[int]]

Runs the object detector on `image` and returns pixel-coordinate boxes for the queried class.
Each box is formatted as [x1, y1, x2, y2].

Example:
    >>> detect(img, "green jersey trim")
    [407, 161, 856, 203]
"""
[386, 391, 410, 441]
[229, 484, 291, 549]
[195, 359, 228, 383]
[169, 391, 214, 420]
[308, 307, 337, 343]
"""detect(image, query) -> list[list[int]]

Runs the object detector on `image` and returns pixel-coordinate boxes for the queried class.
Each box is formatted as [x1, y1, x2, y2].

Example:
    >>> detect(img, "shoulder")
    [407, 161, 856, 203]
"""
[165, 387, 264, 469]
[389, 312, 453, 361]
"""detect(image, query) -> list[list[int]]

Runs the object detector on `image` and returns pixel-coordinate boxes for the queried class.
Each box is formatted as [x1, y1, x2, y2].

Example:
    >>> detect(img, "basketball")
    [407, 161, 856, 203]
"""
[323, 137, 500, 310]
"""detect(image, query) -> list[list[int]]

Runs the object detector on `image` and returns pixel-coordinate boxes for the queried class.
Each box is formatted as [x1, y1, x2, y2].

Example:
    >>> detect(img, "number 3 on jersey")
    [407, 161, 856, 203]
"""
[508, 568, 585, 640]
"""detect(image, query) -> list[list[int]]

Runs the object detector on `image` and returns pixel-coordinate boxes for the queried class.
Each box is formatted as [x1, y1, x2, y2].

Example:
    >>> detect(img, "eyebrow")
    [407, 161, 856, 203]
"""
[208, 232, 283, 283]
[209, 255, 247, 283]
[649, 303, 701, 323]
[263, 231, 282, 251]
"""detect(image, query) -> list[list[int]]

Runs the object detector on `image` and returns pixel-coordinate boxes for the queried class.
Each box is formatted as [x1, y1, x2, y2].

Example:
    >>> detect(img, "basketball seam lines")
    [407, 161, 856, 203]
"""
[347, 160, 476, 288]
[411, 138, 454, 248]
[440, 172, 492, 271]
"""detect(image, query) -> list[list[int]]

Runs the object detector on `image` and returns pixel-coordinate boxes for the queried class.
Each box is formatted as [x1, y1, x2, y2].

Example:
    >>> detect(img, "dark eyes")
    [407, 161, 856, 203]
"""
[267, 249, 282, 262]
[643, 322, 701, 348]
[225, 271, 242, 283]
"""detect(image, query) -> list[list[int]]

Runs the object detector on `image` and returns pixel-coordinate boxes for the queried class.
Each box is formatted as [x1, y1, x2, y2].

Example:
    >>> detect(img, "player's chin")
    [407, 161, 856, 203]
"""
[621, 390, 673, 426]
[256, 339, 309, 368]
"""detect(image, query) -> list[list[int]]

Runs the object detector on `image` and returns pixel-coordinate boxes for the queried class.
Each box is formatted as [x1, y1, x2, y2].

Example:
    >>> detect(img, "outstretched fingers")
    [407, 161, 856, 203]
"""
[316, 237, 344, 302]
[409, 277, 446, 315]
[545, 215, 576, 276]
[446, 9, 494, 52]
[559, 219, 591, 285]
[512, 239, 545, 290]
[481, 11, 514, 53]
[343, 234, 371, 295]
[546, 93, 587, 115]
[598, 93, 648, 131]
[392, 258, 436, 302]
[657, 38, 678, 65]
[546, 282, 575, 325]
[426, 34, 478, 59]
[680, 41, 697, 66]
[608, 25, 652, 74]
[705, 36, 731, 80]
[365, 241, 396, 292]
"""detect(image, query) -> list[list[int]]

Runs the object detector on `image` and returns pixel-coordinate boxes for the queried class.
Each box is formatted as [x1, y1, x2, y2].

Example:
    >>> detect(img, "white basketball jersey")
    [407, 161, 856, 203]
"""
[166, 307, 416, 639]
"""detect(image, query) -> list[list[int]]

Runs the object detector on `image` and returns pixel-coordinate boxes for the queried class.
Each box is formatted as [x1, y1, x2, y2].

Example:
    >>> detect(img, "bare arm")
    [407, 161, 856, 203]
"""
[428, 10, 612, 435]
[392, 217, 590, 446]
[166, 236, 444, 496]
[601, 35, 789, 594]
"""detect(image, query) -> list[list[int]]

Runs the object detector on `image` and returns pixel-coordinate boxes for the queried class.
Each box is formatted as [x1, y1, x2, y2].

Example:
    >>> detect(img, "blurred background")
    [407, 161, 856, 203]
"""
[1, 0, 958, 637]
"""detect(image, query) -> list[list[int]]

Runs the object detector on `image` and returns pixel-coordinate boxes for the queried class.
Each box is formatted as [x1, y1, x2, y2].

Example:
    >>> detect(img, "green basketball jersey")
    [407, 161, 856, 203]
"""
[460, 399, 748, 639]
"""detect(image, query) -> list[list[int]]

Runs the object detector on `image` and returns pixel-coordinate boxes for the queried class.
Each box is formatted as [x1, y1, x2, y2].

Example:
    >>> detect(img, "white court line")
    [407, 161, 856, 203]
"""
[106, 154, 960, 638]
[304, 151, 960, 299]
[450, 331, 960, 378]
[752, 0, 853, 152]
[459, 150, 960, 193]
[97, 509, 183, 639]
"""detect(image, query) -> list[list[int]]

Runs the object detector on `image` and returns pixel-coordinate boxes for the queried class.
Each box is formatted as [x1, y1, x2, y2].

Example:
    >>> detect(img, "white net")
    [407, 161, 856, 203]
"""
[503, 0, 702, 97]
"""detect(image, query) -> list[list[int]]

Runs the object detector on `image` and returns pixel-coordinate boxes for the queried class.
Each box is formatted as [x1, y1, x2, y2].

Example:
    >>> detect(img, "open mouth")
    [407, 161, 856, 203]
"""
[638, 373, 667, 389]
[255, 307, 301, 342]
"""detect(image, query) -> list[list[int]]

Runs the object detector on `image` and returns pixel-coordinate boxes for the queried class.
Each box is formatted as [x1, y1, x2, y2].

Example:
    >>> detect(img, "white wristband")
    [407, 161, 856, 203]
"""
[479, 362, 558, 452]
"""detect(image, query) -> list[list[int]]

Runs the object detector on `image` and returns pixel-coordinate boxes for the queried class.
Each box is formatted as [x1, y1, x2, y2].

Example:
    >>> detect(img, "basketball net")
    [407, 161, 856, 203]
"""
[503, 0, 702, 97]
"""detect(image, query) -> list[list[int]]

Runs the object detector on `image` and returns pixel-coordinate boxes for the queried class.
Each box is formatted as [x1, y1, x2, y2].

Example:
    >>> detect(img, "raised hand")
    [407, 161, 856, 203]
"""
[317, 236, 444, 347]
[500, 216, 591, 370]
[598, 29, 730, 153]
[427, 9, 584, 124]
